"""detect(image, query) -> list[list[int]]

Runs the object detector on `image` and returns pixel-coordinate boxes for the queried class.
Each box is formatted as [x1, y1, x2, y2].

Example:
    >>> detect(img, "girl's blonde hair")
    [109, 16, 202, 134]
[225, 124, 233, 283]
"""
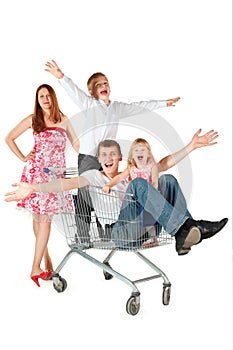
[127, 138, 156, 167]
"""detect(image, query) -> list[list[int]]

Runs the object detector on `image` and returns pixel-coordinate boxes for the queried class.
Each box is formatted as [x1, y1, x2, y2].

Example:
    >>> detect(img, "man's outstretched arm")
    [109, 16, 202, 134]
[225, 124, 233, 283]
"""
[5, 176, 89, 202]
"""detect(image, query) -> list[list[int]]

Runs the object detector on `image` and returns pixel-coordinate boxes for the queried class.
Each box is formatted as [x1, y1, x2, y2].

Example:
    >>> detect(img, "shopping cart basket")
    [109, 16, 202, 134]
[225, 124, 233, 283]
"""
[46, 168, 173, 316]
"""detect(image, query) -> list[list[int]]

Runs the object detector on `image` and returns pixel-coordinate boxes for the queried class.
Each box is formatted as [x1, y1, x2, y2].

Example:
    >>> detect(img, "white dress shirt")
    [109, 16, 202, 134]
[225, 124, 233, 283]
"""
[59, 75, 167, 156]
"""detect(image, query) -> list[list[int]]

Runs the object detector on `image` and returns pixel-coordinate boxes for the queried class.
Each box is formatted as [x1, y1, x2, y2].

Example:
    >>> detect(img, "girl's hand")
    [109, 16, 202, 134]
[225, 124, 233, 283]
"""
[190, 129, 218, 149]
[102, 186, 110, 194]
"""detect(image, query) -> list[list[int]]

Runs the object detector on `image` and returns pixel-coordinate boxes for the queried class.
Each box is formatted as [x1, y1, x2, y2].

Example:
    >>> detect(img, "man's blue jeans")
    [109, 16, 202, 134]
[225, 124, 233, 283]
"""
[111, 174, 192, 244]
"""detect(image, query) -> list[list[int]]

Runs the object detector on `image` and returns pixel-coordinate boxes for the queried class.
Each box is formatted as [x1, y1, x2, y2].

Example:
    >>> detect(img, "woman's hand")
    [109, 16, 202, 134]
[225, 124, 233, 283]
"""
[23, 150, 35, 162]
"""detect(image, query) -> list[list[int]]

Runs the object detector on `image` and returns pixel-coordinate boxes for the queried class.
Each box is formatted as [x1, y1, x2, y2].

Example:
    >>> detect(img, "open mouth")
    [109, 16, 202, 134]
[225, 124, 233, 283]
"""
[100, 90, 108, 96]
[104, 162, 113, 168]
[137, 156, 144, 161]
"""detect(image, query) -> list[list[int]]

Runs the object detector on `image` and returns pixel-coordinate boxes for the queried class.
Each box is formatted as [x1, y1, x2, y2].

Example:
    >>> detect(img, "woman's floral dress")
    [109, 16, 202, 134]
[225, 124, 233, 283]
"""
[17, 127, 73, 216]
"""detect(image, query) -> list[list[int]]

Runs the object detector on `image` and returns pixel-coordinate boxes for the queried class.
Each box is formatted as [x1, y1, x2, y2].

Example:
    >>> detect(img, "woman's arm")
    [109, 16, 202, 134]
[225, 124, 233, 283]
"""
[63, 117, 80, 154]
[5, 115, 33, 162]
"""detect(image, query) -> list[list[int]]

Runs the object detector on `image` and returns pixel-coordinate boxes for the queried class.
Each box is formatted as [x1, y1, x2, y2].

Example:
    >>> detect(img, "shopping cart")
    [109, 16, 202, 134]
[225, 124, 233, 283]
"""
[47, 168, 173, 316]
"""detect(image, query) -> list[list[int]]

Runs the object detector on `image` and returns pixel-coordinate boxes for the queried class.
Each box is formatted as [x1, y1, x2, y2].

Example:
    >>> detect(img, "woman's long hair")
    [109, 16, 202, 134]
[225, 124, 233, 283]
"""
[32, 84, 63, 133]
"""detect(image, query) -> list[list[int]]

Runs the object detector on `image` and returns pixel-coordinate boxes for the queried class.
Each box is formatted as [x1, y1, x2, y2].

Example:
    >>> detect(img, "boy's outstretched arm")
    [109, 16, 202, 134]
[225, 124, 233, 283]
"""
[45, 60, 64, 79]
[45, 60, 91, 110]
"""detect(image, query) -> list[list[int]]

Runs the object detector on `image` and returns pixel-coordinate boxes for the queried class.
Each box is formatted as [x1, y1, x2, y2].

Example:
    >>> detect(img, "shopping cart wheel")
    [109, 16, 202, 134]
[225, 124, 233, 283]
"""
[162, 284, 171, 305]
[53, 275, 67, 293]
[103, 262, 113, 280]
[126, 295, 140, 316]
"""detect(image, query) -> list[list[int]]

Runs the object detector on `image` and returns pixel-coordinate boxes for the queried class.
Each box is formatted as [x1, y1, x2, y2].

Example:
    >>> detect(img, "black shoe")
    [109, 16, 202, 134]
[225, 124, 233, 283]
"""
[175, 226, 201, 256]
[195, 218, 228, 243]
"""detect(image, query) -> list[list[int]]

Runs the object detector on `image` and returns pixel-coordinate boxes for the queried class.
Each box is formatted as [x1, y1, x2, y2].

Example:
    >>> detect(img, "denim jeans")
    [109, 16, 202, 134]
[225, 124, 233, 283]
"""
[111, 175, 192, 244]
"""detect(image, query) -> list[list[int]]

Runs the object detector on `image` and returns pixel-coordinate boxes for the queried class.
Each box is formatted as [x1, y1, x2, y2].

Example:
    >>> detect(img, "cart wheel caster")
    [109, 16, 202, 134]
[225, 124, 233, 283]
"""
[126, 296, 140, 316]
[53, 275, 67, 293]
[162, 284, 171, 305]
[103, 262, 113, 280]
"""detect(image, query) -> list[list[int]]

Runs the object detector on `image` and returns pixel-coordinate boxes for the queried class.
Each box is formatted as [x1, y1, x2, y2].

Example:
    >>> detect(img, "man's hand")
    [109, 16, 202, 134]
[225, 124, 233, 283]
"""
[166, 97, 180, 107]
[45, 60, 64, 79]
[5, 183, 34, 202]
[190, 129, 219, 149]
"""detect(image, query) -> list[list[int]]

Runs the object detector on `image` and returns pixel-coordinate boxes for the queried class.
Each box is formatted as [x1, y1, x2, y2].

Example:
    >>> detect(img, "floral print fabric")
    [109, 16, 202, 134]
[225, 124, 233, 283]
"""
[128, 162, 153, 184]
[17, 127, 73, 215]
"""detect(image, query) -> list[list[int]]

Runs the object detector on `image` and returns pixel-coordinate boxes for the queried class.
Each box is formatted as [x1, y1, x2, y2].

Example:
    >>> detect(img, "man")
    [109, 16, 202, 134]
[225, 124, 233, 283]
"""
[5, 136, 228, 255]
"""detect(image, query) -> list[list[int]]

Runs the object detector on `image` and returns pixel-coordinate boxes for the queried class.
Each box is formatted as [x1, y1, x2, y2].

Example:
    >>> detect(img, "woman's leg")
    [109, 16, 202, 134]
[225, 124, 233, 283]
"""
[32, 219, 54, 272]
[43, 247, 53, 272]
[31, 216, 52, 277]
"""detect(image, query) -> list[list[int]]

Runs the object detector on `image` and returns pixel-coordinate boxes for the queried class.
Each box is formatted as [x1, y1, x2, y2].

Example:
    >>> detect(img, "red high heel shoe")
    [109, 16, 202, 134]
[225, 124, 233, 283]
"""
[44, 270, 53, 280]
[31, 270, 53, 287]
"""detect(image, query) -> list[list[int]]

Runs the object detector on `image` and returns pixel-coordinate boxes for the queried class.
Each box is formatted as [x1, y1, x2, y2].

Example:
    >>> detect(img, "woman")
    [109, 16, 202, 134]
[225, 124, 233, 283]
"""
[5, 84, 80, 286]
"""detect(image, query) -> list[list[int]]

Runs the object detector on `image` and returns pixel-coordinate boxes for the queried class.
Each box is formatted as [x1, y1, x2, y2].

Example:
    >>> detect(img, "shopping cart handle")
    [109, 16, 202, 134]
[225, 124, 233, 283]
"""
[43, 167, 50, 173]
[43, 167, 68, 174]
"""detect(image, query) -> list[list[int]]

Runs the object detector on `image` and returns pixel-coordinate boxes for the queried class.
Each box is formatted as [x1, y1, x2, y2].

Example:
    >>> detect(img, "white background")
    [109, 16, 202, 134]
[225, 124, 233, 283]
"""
[0, 1, 232, 349]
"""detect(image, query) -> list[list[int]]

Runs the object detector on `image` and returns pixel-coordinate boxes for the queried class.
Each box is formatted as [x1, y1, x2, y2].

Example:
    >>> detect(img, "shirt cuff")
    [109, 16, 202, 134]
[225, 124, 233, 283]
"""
[159, 100, 167, 108]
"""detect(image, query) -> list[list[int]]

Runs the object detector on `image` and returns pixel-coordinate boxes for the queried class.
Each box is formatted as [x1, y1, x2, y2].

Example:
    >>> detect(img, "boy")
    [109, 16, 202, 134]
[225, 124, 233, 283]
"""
[45, 60, 180, 173]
